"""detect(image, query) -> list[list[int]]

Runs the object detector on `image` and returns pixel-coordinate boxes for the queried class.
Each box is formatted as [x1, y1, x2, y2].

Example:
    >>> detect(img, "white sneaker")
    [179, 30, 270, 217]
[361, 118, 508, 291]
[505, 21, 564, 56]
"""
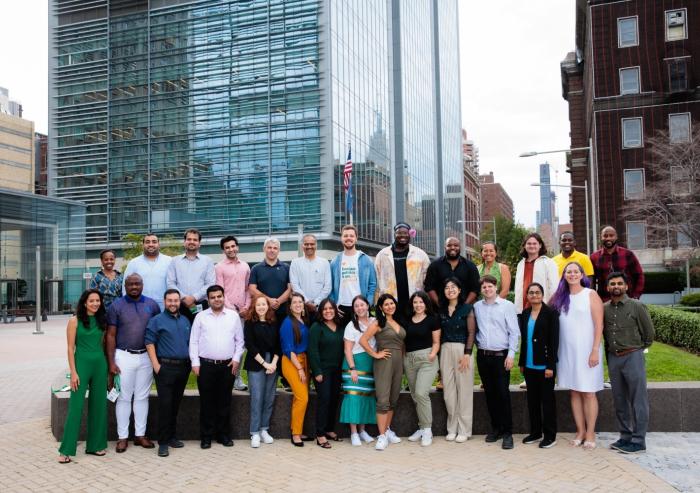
[234, 375, 248, 391]
[375, 434, 388, 451]
[446, 433, 457, 441]
[260, 430, 274, 444]
[350, 433, 362, 446]
[408, 429, 423, 442]
[455, 434, 468, 443]
[250, 434, 261, 448]
[421, 429, 433, 447]
[359, 430, 374, 443]
[386, 429, 401, 444]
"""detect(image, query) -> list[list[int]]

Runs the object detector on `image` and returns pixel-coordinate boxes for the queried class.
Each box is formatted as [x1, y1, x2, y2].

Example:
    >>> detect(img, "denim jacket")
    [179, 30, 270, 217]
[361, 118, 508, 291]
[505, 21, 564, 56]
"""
[330, 251, 377, 304]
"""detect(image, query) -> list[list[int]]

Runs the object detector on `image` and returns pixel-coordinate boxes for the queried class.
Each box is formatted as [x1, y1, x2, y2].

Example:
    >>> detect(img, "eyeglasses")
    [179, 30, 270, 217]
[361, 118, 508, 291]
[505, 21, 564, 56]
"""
[527, 291, 542, 296]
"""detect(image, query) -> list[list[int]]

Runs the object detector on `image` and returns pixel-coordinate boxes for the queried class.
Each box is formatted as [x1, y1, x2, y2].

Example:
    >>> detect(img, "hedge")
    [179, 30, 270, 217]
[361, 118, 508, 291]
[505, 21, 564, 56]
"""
[680, 293, 700, 307]
[648, 305, 700, 353]
[643, 271, 685, 294]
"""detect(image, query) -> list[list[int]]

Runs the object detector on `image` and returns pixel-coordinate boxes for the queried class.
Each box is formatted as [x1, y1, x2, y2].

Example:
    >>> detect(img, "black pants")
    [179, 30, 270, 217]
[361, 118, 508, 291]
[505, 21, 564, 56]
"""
[314, 368, 342, 436]
[154, 361, 191, 444]
[337, 305, 353, 330]
[523, 368, 557, 440]
[180, 300, 209, 324]
[476, 352, 512, 435]
[197, 361, 235, 440]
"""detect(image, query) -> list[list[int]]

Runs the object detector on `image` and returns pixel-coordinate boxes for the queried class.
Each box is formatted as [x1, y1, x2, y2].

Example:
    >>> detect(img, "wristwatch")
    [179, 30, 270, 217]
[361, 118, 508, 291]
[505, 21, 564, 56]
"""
[349, 367, 356, 371]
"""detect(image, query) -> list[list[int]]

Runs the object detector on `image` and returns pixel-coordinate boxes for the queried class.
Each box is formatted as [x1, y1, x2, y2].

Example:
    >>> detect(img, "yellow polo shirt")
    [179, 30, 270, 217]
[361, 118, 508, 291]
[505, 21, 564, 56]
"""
[552, 250, 594, 277]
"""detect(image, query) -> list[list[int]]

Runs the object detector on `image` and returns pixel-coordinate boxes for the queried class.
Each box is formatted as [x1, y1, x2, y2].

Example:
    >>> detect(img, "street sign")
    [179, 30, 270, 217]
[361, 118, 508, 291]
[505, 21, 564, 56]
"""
[82, 272, 92, 280]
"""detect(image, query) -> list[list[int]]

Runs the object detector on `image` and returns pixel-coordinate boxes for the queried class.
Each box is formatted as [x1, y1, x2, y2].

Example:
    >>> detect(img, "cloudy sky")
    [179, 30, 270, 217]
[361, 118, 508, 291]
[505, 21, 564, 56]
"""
[0, 0, 576, 228]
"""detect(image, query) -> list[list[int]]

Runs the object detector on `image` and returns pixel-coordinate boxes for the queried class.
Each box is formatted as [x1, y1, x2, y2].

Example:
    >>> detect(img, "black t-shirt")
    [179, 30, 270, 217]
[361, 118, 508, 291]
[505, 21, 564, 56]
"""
[404, 314, 440, 353]
[424, 255, 480, 298]
[392, 245, 410, 316]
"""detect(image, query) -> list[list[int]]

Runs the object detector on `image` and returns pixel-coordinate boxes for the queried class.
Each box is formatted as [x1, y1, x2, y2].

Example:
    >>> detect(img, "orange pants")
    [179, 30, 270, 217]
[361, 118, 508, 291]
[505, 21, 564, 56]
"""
[281, 353, 309, 435]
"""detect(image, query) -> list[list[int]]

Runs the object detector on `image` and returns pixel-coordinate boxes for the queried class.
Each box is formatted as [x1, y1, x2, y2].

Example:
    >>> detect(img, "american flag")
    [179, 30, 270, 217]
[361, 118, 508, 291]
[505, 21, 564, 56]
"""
[344, 144, 353, 218]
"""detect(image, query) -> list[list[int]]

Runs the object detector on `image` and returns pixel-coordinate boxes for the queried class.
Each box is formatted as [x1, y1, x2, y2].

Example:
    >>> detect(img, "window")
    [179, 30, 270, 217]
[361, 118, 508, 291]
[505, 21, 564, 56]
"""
[622, 117, 643, 148]
[618, 17, 638, 47]
[667, 58, 689, 92]
[626, 221, 646, 249]
[666, 9, 687, 41]
[669, 113, 691, 143]
[677, 231, 692, 248]
[624, 169, 644, 199]
[671, 166, 691, 196]
[620, 67, 640, 95]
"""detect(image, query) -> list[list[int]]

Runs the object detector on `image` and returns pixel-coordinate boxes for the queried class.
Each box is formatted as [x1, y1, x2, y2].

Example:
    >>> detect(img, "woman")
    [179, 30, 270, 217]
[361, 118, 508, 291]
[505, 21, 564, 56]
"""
[550, 262, 603, 449]
[244, 295, 280, 448]
[339, 295, 377, 446]
[279, 292, 311, 446]
[514, 233, 559, 314]
[404, 291, 440, 446]
[360, 294, 406, 451]
[89, 249, 123, 309]
[477, 241, 511, 299]
[439, 277, 476, 443]
[308, 298, 345, 448]
[518, 282, 559, 449]
[58, 289, 108, 463]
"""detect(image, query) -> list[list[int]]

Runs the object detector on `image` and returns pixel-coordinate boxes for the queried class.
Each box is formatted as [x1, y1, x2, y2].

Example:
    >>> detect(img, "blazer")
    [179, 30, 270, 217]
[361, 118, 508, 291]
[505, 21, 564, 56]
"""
[517, 303, 559, 371]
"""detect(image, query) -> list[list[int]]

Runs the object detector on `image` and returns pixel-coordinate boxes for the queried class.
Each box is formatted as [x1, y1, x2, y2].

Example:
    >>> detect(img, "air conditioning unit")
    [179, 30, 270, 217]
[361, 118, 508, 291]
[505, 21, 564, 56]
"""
[668, 11, 685, 26]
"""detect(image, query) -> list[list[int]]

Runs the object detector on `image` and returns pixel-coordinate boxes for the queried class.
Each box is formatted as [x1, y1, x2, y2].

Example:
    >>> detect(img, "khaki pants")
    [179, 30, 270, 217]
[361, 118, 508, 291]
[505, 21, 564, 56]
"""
[404, 348, 439, 429]
[440, 342, 474, 436]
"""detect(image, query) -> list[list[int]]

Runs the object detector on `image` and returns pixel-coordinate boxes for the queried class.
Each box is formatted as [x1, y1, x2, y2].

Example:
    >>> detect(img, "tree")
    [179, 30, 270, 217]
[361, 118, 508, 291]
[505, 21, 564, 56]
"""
[621, 124, 700, 248]
[479, 215, 531, 272]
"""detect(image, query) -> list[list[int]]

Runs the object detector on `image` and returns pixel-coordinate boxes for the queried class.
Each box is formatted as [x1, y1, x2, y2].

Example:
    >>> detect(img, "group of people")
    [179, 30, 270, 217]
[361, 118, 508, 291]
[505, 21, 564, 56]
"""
[58, 223, 653, 462]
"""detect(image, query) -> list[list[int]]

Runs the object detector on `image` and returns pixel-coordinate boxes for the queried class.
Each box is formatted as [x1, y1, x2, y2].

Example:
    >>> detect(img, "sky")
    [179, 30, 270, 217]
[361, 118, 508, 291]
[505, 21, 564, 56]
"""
[0, 0, 576, 228]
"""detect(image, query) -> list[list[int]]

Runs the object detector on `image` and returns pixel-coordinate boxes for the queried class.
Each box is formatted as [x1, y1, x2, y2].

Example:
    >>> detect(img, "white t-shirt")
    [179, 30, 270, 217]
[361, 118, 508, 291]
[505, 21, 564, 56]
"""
[343, 318, 376, 354]
[338, 253, 361, 306]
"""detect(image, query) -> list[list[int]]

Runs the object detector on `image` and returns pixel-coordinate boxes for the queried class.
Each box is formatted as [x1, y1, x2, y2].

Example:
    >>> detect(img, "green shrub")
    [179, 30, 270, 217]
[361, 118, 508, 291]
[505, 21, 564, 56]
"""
[643, 271, 685, 294]
[679, 293, 700, 307]
[648, 305, 700, 353]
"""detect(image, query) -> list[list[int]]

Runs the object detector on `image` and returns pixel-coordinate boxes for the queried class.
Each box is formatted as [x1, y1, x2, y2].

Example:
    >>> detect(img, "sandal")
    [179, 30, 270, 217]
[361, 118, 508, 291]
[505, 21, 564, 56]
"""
[316, 438, 332, 449]
[583, 441, 597, 450]
[58, 456, 72, 464]
[325, 433, 343, 442]
[570, 438, 583, 447]
[86, 450, 106, 456]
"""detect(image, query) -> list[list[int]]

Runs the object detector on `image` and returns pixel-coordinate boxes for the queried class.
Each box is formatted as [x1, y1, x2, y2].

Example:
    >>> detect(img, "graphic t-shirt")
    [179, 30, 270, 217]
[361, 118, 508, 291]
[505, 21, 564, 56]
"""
[338, 253, 360, 305]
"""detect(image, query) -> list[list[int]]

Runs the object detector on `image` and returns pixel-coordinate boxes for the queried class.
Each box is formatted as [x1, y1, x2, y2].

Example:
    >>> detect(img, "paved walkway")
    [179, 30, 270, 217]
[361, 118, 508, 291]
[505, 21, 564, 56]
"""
[0, 316, 696, 492]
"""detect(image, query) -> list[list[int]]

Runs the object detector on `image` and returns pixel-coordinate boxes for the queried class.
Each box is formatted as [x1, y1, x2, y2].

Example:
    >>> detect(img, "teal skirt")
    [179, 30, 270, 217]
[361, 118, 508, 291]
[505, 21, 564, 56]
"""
[339, 351, 377, 425]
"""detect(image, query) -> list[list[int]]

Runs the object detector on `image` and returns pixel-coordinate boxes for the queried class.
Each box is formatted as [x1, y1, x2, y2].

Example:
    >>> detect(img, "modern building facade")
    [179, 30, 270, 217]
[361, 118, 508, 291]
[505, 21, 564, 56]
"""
[49, 0, 464, 257]
[562, 0, 700, 255]
[536, 162, 558, 253]
[0, 112, 35, 193]
[0, 87, 23, 117]
[479, 171, 513, 223]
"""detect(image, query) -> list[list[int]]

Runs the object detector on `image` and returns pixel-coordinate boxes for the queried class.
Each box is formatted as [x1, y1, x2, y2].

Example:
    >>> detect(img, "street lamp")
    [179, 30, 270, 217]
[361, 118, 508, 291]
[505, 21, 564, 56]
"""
[457, 219, 497, 246]
[531, 182, 590, 254]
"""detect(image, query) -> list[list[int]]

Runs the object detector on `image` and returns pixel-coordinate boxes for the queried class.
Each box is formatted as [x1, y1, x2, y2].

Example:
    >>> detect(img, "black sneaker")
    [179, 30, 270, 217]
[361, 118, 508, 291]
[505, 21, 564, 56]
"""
[157, 444, 169, 457]
[217, 436, 234, 447]
[200, 439, 211, 449]
[168, 439, 184, 448]
[501, 434, 514, 450]
[617, 442, 646, 454]
[539, 437, 557, 449]
[485, 432, 503, 443]
[522, 434, 542, 444]
[610, 438, 631, 451]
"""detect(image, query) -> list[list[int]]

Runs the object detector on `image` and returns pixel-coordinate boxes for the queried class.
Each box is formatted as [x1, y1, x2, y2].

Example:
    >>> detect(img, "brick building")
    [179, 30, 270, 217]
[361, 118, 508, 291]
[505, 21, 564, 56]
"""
[462, 129, 480, 255]
[479, 171, 513, 223]
[562, 0, 700, 253]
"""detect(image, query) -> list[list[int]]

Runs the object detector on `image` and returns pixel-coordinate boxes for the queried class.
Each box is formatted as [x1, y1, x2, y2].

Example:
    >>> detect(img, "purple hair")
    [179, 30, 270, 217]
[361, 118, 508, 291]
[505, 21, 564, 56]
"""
[549, 262, 591, 314]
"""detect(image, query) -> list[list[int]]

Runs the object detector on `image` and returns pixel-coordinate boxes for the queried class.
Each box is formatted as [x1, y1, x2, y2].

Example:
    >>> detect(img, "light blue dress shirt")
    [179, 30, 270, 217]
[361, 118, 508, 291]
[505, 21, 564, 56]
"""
[167, 253, 216, 303]
[474, 297, 520, 359]
[123, 253, 172, 309]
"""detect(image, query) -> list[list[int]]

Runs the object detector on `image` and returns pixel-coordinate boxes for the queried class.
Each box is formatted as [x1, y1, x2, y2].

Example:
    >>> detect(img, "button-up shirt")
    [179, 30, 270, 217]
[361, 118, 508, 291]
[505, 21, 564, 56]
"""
[289, 256, 332, 306]
[123, 253, 172, 309]
[215, 257, 251, 311]
[590, 245, 645, 301]
[189, 307, 245, 367]
[145, 310, 191, 359]
[167, 253, 216, 303]
[603, 295, 654, 353]
[90, 270, 123, 309]
[474, 297, 520, 359]
[107, 295, 161, 350]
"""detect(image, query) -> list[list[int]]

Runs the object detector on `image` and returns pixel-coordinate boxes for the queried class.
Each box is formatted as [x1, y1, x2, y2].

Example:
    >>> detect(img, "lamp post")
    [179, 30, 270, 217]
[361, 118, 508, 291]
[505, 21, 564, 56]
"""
[531, 182, 590, 254]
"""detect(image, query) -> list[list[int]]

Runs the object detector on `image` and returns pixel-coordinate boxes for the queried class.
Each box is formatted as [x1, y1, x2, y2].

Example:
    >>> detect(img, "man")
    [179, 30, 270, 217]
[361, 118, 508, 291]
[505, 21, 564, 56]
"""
[330, 224, 377, 328]
[590, 226, 645, 302]
[106, 273, 161, 453]
[425, 237, 480, 306]
[189, 285, 245, 449]
[249, 237, 292, 322]
[167, 228, 216, 322]
[290, 234, 331, 316]
[123, 233, 172, 310]
[375, 222, 430, 319]
[215, 235, 251, 391]
[145, 289, 191, 457]
[551, 231, 594, 278]
[603, 272, 654, 454]
[473, 275, 520, 450]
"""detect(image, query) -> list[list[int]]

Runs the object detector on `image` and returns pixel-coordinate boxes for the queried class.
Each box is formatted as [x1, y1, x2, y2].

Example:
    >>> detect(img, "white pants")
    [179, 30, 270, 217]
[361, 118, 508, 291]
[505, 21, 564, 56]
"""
[115, 350, 153, 439]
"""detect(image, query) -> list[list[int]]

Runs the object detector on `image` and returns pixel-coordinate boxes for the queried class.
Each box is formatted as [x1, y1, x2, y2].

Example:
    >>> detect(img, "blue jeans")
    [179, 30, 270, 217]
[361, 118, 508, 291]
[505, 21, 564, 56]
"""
[248, 357, 278, 435]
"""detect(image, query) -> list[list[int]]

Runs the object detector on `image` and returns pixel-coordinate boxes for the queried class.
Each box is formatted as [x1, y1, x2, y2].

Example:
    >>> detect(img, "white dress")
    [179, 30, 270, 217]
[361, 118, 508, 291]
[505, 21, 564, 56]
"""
[557, 288, 604, 392]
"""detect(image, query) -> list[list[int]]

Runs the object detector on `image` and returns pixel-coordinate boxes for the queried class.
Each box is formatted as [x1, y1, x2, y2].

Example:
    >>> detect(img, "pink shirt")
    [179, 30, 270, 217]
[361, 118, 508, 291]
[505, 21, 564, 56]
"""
[215, 257, 251, 311]
[189, 308, 245, 367]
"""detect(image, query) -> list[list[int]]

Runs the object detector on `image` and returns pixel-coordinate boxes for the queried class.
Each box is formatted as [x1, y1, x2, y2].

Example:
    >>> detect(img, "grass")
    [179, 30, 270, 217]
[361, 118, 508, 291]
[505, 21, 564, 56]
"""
[179, 342, 700, 390]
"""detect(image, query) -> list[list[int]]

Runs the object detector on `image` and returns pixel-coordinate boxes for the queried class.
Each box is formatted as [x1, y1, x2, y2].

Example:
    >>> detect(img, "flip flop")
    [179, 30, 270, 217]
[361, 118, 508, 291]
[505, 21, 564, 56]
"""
[58, 456, 72, 464]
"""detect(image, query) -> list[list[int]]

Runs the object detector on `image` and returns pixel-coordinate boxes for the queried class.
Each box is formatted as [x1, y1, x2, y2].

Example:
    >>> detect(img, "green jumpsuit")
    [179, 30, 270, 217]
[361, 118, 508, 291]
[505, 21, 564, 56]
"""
[58, 316, 108, 456]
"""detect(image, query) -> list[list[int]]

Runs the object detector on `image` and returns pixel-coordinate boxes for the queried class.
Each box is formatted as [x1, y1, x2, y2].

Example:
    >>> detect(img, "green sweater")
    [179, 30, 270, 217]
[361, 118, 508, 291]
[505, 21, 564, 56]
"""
[308, 321, 344, 376]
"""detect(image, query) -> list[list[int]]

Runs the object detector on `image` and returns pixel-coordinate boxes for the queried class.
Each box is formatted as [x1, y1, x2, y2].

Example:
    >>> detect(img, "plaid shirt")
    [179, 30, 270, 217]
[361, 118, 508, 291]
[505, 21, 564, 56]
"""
[590, 245, 644, 301]
[90, 270, 124, 309]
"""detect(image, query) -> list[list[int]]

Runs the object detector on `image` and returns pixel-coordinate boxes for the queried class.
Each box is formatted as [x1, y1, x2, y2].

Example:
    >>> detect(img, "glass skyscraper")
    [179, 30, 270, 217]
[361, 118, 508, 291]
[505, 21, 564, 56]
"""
[49, 0, 463, 256]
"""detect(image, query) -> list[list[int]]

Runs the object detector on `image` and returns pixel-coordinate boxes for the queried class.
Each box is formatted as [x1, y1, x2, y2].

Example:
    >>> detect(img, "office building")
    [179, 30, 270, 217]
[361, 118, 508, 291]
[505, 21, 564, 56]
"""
[462, 129, 480, 256]
[0, 87, 23, 117]
[479, 171, 513, 223]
